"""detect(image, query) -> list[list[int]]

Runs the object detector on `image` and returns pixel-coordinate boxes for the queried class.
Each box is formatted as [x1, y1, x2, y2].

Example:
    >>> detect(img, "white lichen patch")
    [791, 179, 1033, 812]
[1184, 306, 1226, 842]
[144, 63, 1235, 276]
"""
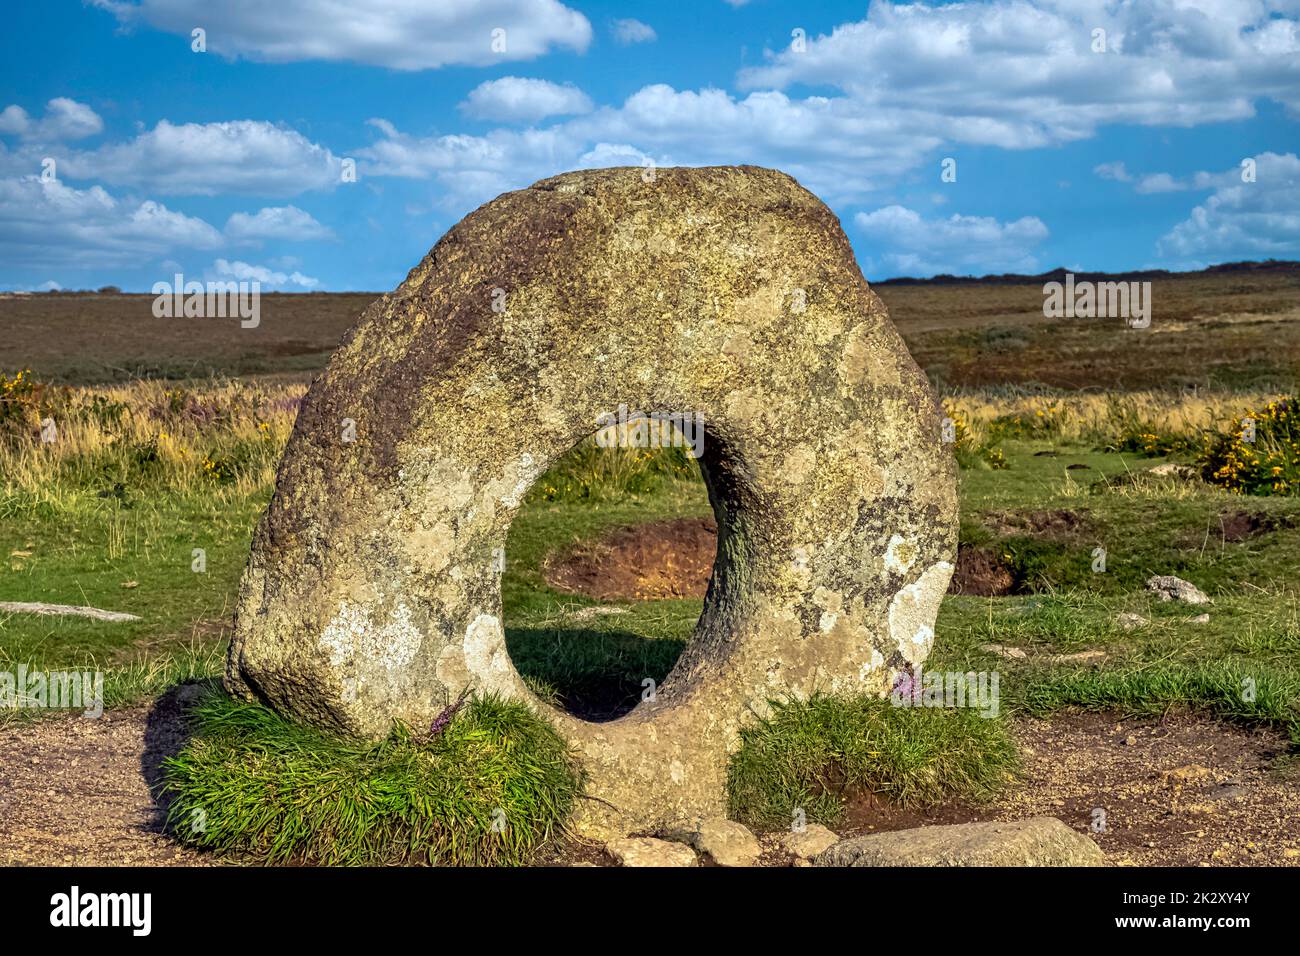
[318, 601, 423, 681]
[498, 453, 539, 509]
[884, 534, 918, 574]
[783, 444, 817, 485]
[406, 520, 456, 576]
[887, 561, 954, 665]
[788, 545, 811, 579]
[460, 612, 518, 695]
[813, 586, 842, 613]
[725, 388, 767, 425]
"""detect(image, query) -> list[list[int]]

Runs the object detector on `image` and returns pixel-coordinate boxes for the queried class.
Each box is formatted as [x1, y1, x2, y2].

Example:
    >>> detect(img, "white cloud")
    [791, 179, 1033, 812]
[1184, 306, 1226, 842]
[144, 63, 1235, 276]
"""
[357, 119, 581, 207]
[209, 258, 319, 289]
[611, 18, 656, 45]
[575, 142, 663, 168]
[0, 176, 223, 268]
[854, 204, 1049, 276]
[459, 77, 594, 123]
[94, 0, 592, 70]
[363, 84, 948, 208]
[1158, 152, 1300, 261]
[224, 205, 334, 242]
[1135, 172, 1187, 194]
[1136, 169, 1237, 195]
[353, 2, 1299, 215]
[56, 120, 345, 196]
[739, 1, 1300, 145]
[1094, 161, 1132, 183]
[0, 98, 103, 141]
[1097, 161, 1242, 195]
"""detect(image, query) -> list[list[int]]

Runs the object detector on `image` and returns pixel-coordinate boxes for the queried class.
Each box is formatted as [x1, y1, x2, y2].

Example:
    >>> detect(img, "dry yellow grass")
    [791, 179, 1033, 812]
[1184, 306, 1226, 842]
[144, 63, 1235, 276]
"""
[944, 389, 1286, 443]
[0, 378, 304, 499]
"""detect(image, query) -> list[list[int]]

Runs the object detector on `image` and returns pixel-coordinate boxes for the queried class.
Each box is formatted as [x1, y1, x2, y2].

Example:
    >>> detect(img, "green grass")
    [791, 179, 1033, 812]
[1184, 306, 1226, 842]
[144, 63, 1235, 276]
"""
[0, 488, 265, 664]
[727, 694, 1020, 827]
[1009, 664, 1300, 744]
[162, 687, 583, 866]
[499, 467, 709, 715]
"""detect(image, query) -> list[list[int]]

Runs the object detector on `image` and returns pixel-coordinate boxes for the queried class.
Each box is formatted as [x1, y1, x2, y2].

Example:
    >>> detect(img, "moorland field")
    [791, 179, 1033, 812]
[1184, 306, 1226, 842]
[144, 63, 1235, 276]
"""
[2, 261, 1298, 866]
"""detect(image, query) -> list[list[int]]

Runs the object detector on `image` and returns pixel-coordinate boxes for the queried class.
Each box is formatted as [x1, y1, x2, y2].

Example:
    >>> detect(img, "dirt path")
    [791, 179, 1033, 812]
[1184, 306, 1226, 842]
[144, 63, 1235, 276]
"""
[1, 701, 1296, 866]
[0, 690, 211, 866]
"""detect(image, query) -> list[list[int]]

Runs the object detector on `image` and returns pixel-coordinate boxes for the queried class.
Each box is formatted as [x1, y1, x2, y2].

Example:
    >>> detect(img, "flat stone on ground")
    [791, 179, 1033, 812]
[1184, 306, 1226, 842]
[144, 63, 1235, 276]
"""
[815, 818, 1104, 867]
[690, 818, 763, 867]
[782, 824, 840, 860]
[606, 837, 697, 867]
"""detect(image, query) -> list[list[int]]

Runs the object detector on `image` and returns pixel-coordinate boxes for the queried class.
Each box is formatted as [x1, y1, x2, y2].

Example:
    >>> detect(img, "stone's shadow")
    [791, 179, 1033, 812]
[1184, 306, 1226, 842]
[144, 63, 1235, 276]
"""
[505, 627, 685, 723]
[139, 679, 215, 835]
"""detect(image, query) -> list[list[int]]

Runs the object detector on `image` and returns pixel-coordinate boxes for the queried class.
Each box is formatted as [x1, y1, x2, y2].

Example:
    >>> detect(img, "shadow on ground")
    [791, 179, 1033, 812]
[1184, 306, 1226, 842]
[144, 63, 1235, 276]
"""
[140, 679, 216, 837]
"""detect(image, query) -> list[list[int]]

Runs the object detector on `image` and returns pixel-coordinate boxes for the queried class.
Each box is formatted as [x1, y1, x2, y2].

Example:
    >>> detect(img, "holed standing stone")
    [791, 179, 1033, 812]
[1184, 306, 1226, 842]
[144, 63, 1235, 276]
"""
[226, 165, 957, 838]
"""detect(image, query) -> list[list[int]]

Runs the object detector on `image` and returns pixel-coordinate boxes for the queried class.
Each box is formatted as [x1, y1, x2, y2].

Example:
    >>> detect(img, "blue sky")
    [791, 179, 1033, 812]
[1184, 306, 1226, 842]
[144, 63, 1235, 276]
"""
[1, 0, 1298, 291]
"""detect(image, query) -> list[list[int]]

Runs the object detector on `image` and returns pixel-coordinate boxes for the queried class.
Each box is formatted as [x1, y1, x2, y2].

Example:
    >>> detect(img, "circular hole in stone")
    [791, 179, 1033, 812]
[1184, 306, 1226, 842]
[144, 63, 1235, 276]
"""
[502, 425, 716, 722]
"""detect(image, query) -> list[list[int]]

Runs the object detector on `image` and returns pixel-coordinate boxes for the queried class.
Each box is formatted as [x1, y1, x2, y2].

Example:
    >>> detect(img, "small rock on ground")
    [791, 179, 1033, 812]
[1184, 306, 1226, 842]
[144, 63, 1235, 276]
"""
[815, 817, 1104, 867]
[663, 818, 762, 866]
[782, 824, 840, 860]
[1146, 575, 1210, 605]
[1115, 612, 1149, 631]
[1146, 463, 1200, 480]
[1040, 649, 1106, 665]
[606, 837, 697, 867]
[697, 819, 762, 866]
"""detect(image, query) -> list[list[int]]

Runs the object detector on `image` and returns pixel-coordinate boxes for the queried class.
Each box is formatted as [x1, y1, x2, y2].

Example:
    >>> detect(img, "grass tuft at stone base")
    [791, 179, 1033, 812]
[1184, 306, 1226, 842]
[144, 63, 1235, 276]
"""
[727, 694, 1020, 828]
[162, 688, 583, 866]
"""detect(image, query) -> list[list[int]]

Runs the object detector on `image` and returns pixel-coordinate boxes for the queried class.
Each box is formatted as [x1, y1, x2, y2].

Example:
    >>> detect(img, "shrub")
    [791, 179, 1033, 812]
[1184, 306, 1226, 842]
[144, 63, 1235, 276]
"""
[0, 368, 64, 443]
[1100, 395, 1201, 457]
[1198, 397, 1300, 495]
[943, 400, 1007, 470]
[987, 399, 1068, 441]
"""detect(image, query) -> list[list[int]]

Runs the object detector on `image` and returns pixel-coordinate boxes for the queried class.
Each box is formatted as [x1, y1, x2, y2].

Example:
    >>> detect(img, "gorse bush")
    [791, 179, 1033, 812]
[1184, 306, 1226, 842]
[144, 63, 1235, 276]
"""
[987, 399, 1068, 441]
[943, 399, 1007, 470]
[0, 368, 64, 439]
[1102, 395, 1203, 457]
[1199, 397, 1300, 496]
[163, 688, 583, 866]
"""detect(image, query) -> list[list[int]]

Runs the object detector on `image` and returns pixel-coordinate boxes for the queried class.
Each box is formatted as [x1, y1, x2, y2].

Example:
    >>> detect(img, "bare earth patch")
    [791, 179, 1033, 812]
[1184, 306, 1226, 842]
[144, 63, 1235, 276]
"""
[949, 545, 1016, 596]
[0, 690, 212, 866]
[984, 508, 1092, 539]
[543, 516, 717, 601]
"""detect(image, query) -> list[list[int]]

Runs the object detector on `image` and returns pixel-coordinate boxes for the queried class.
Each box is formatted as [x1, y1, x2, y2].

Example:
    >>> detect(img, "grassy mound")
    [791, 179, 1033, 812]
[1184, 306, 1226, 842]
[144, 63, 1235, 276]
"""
[162, 688, 583, 866]
[727, 694, 1020, 828]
